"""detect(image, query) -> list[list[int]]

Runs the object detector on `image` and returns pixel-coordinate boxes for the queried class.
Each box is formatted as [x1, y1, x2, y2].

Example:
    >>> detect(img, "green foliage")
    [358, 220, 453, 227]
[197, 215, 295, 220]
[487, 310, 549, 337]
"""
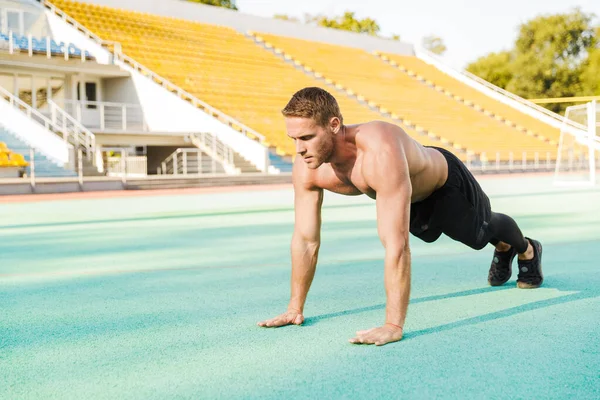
[307, 12, 380, 36]
[186, 0, 237, 11]
[581, 48, 600, 95]
[422, 36, 447, 55]
[467, 8, 599, 113]
[273, 14, 300, 23]
[466, 51, 514, 89]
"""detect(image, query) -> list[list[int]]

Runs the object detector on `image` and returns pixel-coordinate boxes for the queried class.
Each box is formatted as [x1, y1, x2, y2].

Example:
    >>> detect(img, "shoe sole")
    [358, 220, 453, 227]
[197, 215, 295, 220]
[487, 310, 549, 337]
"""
[517, 240, 543, 289]
[488, 250, 517, 286]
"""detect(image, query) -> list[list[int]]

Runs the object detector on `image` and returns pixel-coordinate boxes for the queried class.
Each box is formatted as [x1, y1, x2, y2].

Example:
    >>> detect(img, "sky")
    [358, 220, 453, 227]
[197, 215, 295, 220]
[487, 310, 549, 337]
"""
[235, 0, 600, 69]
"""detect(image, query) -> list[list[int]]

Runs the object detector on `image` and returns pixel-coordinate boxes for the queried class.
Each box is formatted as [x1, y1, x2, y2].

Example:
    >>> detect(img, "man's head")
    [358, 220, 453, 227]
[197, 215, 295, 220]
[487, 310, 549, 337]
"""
[282, 87, 343, 169]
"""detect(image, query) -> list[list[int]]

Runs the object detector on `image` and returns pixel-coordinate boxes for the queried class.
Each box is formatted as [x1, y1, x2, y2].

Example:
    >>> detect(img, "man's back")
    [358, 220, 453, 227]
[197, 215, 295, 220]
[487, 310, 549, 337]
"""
[295, 120, 448, 203]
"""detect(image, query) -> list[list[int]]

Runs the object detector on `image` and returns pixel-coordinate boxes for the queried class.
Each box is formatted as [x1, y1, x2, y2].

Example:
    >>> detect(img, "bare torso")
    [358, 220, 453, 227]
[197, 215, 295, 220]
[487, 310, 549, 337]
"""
[301, 121, 449, 203]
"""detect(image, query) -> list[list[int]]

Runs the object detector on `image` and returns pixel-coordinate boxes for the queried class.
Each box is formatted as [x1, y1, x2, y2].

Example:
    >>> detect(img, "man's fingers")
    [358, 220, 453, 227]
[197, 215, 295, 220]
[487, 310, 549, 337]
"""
[258, 313, 302, 328]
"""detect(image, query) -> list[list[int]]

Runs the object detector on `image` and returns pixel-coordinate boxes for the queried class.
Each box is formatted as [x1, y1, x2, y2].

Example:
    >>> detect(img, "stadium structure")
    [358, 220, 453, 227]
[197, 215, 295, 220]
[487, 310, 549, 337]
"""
[0, 0, 588, 193]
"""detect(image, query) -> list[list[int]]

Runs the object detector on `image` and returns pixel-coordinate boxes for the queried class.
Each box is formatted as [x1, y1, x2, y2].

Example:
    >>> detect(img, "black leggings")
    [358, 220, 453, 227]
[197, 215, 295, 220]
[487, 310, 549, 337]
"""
[487, 212, 529, 253]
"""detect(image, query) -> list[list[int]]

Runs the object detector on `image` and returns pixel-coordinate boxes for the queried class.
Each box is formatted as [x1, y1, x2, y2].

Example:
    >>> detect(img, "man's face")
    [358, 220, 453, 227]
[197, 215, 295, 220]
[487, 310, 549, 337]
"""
[285, 117, 336, 169]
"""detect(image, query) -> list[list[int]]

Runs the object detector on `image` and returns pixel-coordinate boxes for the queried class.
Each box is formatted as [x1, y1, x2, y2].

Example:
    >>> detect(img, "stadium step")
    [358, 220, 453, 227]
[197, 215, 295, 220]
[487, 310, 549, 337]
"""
[0, 125, 77, 177]
[246, 31, 472, 159]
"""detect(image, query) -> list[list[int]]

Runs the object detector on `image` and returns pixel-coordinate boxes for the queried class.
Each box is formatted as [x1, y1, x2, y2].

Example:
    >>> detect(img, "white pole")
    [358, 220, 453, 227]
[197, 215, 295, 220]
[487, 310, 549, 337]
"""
[481, 152, 486, 172]
[588, 100, 596, 184]
[121, 152, 126, 185]
[496, 152, 500, 171]
[78, 148, 83, 188]
[29, 148, 35, 191]
[183, 151, 188, 175]
[212, 135, 217, 173]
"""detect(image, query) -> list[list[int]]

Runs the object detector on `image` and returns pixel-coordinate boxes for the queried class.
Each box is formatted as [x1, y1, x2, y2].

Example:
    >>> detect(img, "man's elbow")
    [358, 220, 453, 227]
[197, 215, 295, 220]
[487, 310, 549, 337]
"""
[384, 236, 410, 261]
[292, 231, 321, 251]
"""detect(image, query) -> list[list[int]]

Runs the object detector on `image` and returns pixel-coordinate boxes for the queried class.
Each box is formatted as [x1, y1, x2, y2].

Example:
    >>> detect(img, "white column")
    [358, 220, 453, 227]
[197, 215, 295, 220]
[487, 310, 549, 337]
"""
[587, 100, 596, 184]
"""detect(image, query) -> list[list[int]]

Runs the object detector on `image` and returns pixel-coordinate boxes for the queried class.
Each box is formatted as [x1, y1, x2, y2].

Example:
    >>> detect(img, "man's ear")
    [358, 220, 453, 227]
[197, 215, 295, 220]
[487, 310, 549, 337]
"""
[330, 117, 341, 134]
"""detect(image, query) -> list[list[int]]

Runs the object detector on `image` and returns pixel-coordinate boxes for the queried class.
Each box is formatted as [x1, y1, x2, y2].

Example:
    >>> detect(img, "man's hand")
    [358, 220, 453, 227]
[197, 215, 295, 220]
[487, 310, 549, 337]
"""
[348, 323, 403, 346]
[257, 309, 304, 328]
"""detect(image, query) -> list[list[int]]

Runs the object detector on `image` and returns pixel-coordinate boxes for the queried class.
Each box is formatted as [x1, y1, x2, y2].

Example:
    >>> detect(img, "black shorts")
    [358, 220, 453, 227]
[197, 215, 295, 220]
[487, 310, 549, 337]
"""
[409, 147, 493, 250]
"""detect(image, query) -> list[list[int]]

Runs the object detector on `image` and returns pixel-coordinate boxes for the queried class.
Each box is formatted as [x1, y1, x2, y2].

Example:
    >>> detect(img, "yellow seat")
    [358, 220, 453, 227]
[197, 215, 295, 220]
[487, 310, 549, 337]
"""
[257, 33, 558, 160]
[10, 152, 28, 167]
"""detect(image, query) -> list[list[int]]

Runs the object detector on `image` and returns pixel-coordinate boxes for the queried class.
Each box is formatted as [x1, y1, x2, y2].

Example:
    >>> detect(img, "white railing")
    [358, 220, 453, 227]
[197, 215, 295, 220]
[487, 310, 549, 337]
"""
[190, 132, 237, 174]
[159, 147, 238, 175]
[0, 85, 87, 166]
[43, 0, 266, 143]
[64, 100, 147, 132]
[48, 100, 96, 162]
[414, 46, 587, 132]
[106, 156, 147, 177]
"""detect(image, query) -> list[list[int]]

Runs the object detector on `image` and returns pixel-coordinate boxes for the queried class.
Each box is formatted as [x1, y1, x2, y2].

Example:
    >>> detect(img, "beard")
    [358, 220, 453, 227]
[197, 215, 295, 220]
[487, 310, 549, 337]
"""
[309, 134, 335, 168]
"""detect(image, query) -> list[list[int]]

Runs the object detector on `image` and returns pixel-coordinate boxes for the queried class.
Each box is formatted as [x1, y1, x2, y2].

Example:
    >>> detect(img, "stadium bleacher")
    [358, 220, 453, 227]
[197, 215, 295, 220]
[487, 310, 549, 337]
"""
[50, 0, 465, 159]
[254, 33, 558, 161]
[0, 0, 567, 182]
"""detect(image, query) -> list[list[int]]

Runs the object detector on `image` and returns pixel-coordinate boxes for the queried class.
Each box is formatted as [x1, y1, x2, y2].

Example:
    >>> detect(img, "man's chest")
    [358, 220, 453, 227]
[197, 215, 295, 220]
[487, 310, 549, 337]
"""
[313, 161, 376, 199]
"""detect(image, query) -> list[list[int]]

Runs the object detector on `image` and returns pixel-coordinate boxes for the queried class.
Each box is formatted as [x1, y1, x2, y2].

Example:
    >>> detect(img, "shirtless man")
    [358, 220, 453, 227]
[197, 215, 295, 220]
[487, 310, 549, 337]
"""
[257, 87, 543, 346]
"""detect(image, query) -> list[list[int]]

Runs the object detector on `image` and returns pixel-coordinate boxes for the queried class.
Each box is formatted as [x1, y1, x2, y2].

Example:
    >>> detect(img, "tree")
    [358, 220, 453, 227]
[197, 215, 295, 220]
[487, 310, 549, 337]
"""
[273, 14, 300, 23]
[422, 35, 447, 55]
[306, 12, 381, 36]
[466, 8, 598, 113]
[187, 0, 237, 10]
[581, 48, 600, 95]
[466, 51, 514, 89]
[271, 11, 400, 39]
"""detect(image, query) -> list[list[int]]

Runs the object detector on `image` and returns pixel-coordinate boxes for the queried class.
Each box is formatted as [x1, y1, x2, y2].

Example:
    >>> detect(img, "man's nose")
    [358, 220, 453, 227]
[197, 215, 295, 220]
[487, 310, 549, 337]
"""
[296, 141, 306, 155]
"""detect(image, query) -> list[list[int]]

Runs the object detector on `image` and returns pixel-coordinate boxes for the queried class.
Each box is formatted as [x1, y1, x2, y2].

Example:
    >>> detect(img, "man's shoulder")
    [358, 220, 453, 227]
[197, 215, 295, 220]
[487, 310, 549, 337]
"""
[292, 156, 321, 191]
[356, 120, 403, 150]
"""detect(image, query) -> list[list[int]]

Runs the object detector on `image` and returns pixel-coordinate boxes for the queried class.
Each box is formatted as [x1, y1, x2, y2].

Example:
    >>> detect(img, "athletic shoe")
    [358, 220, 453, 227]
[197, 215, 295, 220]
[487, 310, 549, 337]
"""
[488, 245, 518, 286]
[517, 238, 543, 289]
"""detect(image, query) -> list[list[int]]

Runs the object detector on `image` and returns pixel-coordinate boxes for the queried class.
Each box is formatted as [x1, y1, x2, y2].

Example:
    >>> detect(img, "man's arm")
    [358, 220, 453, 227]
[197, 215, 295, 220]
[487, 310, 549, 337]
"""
[350, 130, 412, 344]
[288, 166, 324, 314]
[258, 159, 323, 327]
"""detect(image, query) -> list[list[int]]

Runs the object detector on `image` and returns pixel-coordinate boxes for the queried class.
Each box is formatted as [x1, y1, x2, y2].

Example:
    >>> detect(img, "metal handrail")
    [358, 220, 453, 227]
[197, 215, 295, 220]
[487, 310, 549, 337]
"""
[43, 0, 266, 143]
[48, 100, 96, 161]
[65, 99, 143, 108]
[64, 99, 147, 131]
[190, 132, 235, 170]
[0, 86, 89, 154]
